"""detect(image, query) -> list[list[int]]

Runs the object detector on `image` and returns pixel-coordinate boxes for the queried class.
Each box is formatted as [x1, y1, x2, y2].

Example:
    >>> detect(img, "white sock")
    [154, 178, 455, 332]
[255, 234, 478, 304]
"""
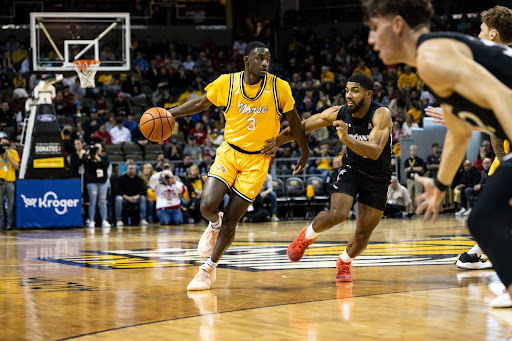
[468, 244, 484, 257]
[305, 223, 319, 240]
[211, 213, 222, 230]
[340, 249, 353, 263]
[206, 258, 218, 268]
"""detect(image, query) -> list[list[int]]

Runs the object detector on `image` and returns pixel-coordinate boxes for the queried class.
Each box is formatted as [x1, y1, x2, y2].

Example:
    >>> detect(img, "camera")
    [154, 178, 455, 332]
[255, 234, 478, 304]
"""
[89, 146, 97, 156]
[1, 142, 9, 150]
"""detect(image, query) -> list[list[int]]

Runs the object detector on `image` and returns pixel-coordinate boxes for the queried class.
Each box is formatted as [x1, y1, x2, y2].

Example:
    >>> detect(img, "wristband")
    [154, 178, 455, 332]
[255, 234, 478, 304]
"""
[434, 178, 449, 192]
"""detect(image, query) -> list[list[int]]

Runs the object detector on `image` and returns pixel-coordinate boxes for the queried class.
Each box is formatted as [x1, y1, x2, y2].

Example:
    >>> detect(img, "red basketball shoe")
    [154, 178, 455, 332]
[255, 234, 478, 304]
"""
[336, 257, 353, 282]
[287, 227, 317, 262]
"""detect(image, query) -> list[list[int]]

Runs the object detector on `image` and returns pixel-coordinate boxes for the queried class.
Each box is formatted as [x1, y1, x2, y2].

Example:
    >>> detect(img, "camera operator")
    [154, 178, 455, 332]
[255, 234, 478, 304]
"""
[0, 137, 19, 230]
[151, 170, 186, 225]
[84, 143, 111, 228]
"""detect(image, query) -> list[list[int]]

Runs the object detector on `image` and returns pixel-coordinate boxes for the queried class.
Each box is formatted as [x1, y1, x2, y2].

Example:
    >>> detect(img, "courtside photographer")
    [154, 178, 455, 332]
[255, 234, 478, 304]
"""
[0, 136, 19, 230]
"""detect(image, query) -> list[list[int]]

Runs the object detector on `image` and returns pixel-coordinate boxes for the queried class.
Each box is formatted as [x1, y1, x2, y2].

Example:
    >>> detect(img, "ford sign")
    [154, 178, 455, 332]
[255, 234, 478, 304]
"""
[37, 114, 56, 122]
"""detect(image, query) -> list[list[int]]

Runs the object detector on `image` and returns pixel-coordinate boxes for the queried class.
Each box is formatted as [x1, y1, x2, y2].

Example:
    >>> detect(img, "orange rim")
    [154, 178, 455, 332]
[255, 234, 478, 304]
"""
[73, 60, 101, 71]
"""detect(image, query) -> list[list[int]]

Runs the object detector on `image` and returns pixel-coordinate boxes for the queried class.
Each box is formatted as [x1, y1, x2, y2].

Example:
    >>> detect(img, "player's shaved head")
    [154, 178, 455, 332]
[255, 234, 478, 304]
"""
[244, 41, 268, 57]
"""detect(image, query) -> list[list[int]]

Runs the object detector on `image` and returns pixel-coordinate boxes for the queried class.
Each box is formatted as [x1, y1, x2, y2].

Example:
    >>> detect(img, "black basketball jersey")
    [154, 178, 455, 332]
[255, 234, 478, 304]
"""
[417, 32, 512, 140]
[336, 101, 392, 177]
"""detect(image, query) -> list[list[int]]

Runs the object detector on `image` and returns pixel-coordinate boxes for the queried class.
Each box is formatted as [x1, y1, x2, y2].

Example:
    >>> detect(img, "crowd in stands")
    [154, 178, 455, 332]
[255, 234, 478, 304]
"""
[0, 12, 495, 227]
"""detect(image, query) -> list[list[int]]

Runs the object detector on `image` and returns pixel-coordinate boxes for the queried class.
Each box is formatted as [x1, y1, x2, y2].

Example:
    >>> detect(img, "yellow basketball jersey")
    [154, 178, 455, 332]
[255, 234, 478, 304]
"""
[205, 71, 295, 152]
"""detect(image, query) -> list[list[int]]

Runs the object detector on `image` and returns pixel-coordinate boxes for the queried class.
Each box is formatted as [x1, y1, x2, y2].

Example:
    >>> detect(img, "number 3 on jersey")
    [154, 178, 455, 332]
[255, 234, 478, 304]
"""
[246, 117, 256, 131]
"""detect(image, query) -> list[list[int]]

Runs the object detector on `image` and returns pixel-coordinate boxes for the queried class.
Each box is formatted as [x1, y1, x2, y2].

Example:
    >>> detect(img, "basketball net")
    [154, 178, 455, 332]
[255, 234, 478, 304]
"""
[73, 60, 101, 88]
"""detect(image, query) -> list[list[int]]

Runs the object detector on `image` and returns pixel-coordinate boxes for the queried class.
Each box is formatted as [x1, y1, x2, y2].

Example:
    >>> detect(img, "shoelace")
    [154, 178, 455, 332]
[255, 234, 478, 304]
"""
[196, 267, 212, 282]
[337, 262, 351, 276]
[293, 235, 310, 253]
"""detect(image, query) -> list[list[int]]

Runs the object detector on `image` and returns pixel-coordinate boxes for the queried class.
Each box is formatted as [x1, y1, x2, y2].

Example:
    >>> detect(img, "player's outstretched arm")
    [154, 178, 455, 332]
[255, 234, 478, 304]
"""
[415, 107, 472, 222]
[284, 108, 310, 175]
[334, 107, 392, 160]
[262, 106, 339, 157]
[273, 106, 340, 148]
[166, 94, 213, 119]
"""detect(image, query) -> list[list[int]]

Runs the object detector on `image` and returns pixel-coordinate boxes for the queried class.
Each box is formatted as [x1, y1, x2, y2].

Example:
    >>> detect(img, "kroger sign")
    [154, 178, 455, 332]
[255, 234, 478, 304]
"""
[21, 192, 79, 215]
[16, 179, 82, 228]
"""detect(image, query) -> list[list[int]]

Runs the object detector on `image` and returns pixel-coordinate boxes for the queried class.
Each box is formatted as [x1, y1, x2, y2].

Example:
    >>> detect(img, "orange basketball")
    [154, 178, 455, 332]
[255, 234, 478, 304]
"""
[139, 107, 175, 142]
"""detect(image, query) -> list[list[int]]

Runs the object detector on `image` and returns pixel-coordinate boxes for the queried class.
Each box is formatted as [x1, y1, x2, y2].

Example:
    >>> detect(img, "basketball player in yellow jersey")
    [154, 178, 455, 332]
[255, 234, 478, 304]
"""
[166, 41, 309, 291]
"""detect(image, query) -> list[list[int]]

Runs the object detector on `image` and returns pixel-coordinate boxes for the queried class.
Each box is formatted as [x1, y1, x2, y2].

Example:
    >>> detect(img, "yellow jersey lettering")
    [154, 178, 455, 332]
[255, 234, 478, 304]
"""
[237, 104, 268, 114]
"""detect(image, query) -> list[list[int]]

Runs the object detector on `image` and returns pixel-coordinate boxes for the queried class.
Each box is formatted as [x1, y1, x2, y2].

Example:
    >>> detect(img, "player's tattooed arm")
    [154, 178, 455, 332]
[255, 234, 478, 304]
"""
[490, 135, 506, 161]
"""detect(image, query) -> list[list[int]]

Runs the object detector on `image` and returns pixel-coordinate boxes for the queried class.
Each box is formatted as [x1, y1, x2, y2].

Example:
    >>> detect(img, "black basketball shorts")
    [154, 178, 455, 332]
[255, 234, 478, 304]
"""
[331, 165, 391, 211]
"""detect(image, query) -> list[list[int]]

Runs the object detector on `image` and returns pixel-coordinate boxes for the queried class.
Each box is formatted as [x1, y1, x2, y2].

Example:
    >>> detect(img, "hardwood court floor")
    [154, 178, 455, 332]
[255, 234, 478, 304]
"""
[1, 216, 511, 340]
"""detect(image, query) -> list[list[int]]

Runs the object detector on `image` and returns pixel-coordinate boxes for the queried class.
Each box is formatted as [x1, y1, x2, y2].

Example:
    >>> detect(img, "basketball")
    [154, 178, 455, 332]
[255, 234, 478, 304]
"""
[139, 107, 175, 142]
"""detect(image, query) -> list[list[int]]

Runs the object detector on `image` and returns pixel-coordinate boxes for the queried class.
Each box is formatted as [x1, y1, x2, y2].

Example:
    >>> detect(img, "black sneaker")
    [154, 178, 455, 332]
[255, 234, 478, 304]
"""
[456, 252, 493, 270]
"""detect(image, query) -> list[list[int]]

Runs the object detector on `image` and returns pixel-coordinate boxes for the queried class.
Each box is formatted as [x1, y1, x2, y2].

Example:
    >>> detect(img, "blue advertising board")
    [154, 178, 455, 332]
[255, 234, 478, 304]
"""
[16, 179, 83, 228]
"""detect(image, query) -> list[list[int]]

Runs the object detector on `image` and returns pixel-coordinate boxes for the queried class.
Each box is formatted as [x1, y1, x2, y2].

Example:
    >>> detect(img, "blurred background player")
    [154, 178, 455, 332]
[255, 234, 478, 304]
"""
[423, 5, 512, 305]
[362, 0, 512, 308]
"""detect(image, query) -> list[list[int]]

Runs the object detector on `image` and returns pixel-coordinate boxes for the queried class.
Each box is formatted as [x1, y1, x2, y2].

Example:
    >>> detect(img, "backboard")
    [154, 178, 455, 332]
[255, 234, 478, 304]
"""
[30, 12, 131, 72]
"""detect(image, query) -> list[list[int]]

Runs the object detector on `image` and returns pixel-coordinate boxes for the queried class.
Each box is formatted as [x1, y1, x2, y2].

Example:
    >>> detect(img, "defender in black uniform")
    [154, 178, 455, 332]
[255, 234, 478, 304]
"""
[334, 100, 393, 206]
[424, 6, 512, 275]
[363, 0, 512, 307]
[263, 73, 393, 282]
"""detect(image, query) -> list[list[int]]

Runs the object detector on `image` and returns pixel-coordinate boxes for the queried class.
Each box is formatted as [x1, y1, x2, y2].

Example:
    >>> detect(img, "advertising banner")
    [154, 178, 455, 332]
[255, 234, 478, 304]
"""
[24, 104, 71, 179]
[16, 179, 83, 228]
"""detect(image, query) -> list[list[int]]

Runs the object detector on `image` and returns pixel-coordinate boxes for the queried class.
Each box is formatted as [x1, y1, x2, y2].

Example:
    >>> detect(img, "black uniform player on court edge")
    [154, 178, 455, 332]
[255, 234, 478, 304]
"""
[263, 73, 393, 282]
[362, 0, 512, 307]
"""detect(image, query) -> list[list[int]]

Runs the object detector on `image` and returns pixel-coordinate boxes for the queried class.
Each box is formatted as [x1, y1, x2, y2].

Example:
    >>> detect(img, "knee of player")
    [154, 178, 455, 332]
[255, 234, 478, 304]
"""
[200, 199, 216, 216]
[354, 229, 373, 243]
[329, 208, 350, 224]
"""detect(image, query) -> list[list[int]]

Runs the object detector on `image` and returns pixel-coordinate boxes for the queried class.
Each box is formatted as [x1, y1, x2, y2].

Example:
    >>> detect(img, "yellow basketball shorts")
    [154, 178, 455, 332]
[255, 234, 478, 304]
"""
[208, 141, 270, 202]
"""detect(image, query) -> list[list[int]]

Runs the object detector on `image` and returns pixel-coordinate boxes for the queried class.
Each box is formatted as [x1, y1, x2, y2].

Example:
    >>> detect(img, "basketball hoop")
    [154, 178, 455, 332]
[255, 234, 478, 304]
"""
[73, 60, 101, 88]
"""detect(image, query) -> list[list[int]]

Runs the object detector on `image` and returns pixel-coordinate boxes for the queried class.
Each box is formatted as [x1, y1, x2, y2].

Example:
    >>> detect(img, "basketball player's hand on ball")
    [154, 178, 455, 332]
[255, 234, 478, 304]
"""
[261, 139, 277, 158]
[334, 120, 348, 143]
[414, 174, 444, 223]
[424, 106, 445, 126]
